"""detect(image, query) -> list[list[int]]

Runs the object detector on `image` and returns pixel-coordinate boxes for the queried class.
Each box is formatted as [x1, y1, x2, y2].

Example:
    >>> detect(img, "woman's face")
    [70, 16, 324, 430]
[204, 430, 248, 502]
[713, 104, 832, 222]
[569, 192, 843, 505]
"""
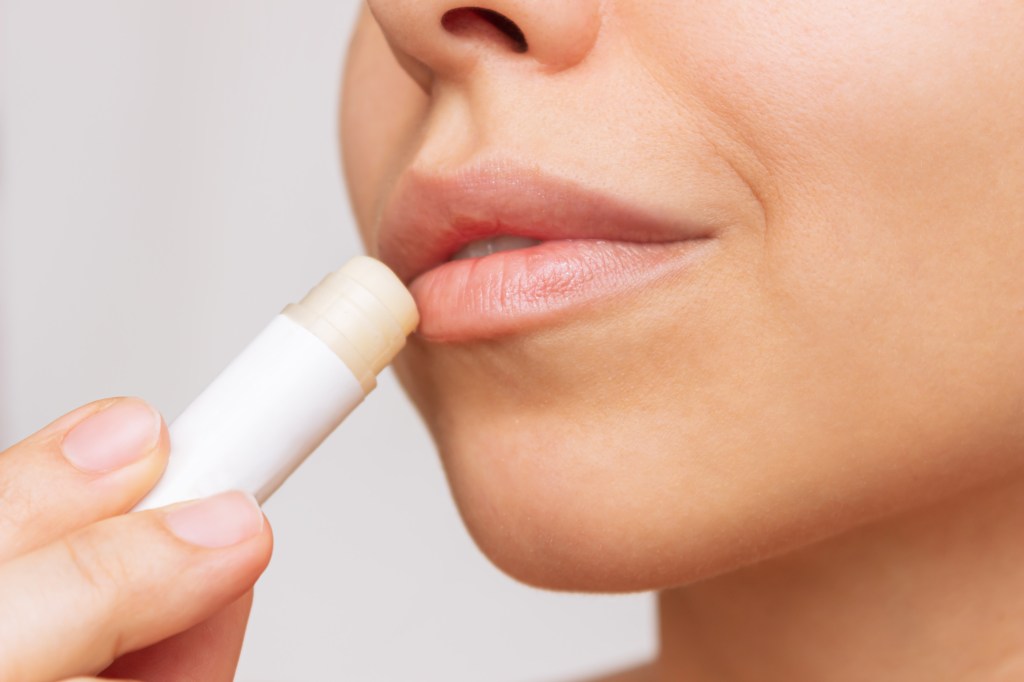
[341, 1, 1024, 590]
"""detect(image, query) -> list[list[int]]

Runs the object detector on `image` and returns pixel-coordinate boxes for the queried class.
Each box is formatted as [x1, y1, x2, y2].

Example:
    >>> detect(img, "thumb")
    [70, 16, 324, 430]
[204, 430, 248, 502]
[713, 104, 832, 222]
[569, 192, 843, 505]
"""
[100, 591, 255, 682]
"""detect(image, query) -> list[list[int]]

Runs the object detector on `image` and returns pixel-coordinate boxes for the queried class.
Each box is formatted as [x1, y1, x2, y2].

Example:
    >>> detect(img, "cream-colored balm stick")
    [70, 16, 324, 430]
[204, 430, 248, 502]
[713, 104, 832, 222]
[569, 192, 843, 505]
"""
[133, 257, 418, 511]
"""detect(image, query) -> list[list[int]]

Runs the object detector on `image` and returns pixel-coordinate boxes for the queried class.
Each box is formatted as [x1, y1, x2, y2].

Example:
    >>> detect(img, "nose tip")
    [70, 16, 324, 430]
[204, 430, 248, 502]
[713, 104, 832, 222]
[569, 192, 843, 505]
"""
[369, 0, 602, 79]
[510, 0, 601, 71]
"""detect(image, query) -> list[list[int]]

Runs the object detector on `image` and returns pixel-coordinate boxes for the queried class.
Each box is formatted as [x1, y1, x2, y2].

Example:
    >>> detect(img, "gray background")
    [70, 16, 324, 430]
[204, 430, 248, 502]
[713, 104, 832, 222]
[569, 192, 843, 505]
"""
[0, 2, 654, 680]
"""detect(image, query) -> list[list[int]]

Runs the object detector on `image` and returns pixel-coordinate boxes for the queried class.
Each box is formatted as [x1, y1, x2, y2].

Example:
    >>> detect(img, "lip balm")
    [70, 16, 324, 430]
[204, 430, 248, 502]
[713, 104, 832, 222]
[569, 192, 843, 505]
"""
[133, 256, 418, 511]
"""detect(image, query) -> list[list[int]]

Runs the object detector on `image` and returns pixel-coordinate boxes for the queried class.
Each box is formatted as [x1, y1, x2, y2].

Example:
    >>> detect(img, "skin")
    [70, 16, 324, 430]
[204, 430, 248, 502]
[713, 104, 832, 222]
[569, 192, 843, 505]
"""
[342, 2, 1024, 680]
[0, 398, 272, 682]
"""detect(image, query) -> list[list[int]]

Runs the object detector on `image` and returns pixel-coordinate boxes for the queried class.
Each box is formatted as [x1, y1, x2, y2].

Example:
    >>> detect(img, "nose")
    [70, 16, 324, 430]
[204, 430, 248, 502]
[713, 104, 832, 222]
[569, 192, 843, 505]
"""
[367, 0, 602, 84]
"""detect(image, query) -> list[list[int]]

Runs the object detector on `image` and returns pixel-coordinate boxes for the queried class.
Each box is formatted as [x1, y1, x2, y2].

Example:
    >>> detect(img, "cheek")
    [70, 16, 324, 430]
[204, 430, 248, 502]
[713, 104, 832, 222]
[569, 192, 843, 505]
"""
[341, 12, 428, 247]
[627, 2, 1024, 203]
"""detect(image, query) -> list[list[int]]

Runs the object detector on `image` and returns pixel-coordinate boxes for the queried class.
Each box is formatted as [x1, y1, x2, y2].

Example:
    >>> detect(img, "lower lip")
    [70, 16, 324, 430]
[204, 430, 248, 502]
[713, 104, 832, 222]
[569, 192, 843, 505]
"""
[408, 238, 714, 342]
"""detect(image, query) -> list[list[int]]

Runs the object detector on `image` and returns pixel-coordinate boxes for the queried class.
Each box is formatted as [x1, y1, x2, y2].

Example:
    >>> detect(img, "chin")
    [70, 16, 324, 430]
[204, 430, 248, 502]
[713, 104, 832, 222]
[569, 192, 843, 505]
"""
[398, 351, 797, 593]
[434, 422, 982, 593]
[431, 423, 797, 593]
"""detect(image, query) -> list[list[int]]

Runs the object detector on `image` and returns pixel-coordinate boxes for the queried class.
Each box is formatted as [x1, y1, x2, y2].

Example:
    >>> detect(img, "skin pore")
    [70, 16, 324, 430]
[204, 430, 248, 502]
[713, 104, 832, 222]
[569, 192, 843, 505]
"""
[341, 2, 1024, 680]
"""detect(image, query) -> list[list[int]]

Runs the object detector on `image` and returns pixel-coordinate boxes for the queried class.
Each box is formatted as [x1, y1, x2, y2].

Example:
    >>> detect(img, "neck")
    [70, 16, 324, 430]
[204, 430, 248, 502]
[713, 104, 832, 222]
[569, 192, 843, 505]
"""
[654, 473, 1024, 682]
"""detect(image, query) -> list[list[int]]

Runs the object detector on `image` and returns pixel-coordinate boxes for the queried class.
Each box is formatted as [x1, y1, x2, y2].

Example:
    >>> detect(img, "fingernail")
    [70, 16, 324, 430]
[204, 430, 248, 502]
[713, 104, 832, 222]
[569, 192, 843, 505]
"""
[61, 399, 162, 473]
[163, 491, 264, 548]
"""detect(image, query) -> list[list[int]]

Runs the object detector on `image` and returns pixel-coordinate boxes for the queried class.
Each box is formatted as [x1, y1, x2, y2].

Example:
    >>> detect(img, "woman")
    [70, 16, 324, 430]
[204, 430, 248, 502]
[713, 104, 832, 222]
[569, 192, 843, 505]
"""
[2, 2, 1022, 680]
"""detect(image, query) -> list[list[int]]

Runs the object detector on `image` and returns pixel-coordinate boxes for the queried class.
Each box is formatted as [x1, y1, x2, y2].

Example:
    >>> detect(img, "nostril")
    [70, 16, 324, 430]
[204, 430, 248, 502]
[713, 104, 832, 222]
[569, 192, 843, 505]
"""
[441, 8, 528, 54]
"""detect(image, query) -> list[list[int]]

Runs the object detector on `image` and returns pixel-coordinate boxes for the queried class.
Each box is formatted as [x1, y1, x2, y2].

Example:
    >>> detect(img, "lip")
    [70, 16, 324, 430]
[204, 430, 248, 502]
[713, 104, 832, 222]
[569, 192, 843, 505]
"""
[377, 164, 716, 342]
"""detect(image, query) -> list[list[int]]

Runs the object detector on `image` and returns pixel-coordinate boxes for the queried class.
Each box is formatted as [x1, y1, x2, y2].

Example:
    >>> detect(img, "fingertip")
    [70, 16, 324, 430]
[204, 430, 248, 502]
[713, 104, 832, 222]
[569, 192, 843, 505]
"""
[156, 492, 274, 583]
[56, 397, 171, 514]
[142, 397, 171, 466]
[162, 491, 264, 549]
[111, 397, 171, 499]
[260, 510, 274, 547]
[34, 397, 165, 456]
[111, 396, 169, 462]
[57, 398, 168, 491]
[33, 397, 120, 442]
[256, 513, 274, 570]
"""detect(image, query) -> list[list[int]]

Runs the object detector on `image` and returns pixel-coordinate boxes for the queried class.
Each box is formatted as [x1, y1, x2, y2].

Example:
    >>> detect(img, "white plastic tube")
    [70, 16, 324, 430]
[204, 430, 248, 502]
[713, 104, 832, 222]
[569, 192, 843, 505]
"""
[133, 257, 418, 511]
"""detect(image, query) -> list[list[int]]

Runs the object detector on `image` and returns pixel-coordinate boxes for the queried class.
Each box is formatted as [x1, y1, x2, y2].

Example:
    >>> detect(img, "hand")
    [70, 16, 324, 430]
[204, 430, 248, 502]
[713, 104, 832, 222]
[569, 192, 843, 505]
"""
[0, 397, 274, 682]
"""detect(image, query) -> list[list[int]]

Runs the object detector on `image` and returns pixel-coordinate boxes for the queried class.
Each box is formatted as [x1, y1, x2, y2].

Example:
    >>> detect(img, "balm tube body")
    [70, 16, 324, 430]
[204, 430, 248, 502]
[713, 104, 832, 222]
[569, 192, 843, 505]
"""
[133, 257, 417, 511]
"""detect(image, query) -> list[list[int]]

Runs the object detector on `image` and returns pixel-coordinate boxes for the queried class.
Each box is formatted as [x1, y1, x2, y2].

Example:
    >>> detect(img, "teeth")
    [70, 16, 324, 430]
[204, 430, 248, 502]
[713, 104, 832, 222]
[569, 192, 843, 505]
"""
[451, 235, 542, 261]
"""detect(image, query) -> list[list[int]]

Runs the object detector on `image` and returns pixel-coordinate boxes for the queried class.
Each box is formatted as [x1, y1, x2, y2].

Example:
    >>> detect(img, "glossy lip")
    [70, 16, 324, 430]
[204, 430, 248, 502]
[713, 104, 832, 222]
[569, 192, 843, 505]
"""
[376, 164, 717, 342]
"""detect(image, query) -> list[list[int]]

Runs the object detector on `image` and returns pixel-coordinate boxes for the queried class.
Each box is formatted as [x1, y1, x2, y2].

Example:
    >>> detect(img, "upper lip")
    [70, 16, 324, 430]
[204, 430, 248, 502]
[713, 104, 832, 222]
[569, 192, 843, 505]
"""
[376, 163, 715, 284]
